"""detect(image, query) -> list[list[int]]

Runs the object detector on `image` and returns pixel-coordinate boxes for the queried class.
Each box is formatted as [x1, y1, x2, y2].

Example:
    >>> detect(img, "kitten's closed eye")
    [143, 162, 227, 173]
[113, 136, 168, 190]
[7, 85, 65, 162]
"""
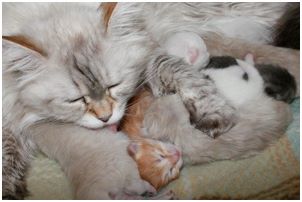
[108, 82, 121, 89]
[128, 140, 183, 190]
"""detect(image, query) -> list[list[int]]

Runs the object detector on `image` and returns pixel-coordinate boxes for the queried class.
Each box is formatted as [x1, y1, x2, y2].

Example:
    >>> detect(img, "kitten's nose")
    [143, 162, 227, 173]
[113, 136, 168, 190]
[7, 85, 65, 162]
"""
[98, 114, 112, 122]
[170, 149, 181, 165]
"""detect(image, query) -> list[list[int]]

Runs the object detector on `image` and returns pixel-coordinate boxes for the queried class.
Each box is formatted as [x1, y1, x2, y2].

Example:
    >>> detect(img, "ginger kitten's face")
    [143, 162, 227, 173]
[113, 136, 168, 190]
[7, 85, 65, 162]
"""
[128, 139, 183, 190]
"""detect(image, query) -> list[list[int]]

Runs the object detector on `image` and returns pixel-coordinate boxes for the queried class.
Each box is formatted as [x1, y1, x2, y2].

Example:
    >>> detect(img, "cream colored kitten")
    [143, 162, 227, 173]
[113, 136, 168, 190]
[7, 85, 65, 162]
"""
[28, 123, 175, 199]
[143, 94, 292, 164]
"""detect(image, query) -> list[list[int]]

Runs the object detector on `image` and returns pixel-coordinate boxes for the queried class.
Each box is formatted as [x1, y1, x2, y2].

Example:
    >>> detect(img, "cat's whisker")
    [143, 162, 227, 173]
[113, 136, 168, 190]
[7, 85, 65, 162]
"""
[133, 68, 157, 92]
[125, 95, 152, 110]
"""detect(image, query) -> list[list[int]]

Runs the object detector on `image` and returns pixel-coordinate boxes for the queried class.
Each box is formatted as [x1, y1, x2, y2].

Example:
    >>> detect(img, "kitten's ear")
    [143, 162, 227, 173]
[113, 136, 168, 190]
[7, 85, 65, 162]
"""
[3, 36, 45, 75]
[99, 2, 117, 32]
[244, 53, 255, 66]
[186, 46, 200, 65]
[236, 58, 255, 70]
[127, 142, 139, 158]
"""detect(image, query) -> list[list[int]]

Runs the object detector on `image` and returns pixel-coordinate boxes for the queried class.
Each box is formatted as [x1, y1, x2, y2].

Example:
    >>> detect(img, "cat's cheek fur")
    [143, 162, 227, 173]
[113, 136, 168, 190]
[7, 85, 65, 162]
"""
[76, 113, 105, 129]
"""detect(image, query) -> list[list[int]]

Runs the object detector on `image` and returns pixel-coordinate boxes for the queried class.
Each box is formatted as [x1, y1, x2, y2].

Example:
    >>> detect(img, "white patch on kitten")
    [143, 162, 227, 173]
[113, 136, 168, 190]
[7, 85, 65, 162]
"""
[164, 31, 264, 108]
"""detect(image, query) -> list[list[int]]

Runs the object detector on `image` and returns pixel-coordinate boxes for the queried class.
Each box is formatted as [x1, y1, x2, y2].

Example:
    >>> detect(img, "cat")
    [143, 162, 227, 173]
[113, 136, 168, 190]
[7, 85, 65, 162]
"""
[120, 88, 183, 190]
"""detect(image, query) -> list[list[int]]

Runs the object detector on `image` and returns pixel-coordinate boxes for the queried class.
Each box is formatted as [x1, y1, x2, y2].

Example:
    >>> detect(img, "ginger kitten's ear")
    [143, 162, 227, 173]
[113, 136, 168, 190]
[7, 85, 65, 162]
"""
[99, 2, 117, 32]
[3, 36, 45, 75]
[127, 142, 139, 158]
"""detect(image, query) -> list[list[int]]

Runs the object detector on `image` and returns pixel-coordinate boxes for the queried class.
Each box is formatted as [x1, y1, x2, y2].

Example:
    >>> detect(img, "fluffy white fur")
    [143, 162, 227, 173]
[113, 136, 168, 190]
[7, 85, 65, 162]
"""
[204, 58, 264, 107]
[132, 3, 287, 44]
[2, 3, 152, 133]
[164, 32, 210, 69]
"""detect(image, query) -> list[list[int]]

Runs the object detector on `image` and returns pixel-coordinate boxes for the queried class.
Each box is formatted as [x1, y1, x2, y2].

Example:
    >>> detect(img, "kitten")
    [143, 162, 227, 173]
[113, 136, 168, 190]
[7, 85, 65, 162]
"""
[201, 32, 300, 93]
[27, 122, 176, 199]
[120, 88, 183, 190]
[127, 139, 183, 191]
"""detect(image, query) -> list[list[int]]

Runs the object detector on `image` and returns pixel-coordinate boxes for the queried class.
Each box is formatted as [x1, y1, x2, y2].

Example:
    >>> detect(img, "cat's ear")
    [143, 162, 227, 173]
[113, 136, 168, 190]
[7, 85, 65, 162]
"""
[236, 58, 254, 70]
[99, 2, 117, 32]
[186, 46, 200, 65]
[3, 36, 46, 75]
[127, 142, 139, 158]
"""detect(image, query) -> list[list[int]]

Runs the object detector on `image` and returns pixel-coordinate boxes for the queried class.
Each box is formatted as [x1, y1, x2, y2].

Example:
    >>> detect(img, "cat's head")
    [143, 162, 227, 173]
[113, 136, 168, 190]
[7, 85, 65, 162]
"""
[127, 139, 183, 190]
[3, 3, 151, 129]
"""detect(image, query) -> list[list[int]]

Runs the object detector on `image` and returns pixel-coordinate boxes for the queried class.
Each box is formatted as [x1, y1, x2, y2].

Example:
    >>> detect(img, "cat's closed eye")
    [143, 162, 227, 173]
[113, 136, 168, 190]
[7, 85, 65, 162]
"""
[108, 82, 121, 89]
[68, 96, 85, 103]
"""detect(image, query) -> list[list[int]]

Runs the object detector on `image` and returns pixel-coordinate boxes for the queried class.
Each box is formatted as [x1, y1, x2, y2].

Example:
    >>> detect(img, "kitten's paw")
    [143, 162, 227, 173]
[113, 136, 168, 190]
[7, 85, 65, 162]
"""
[193, 113, 236, 138]
[185, 100, 237, 138]
[178, 73, 237, 138]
